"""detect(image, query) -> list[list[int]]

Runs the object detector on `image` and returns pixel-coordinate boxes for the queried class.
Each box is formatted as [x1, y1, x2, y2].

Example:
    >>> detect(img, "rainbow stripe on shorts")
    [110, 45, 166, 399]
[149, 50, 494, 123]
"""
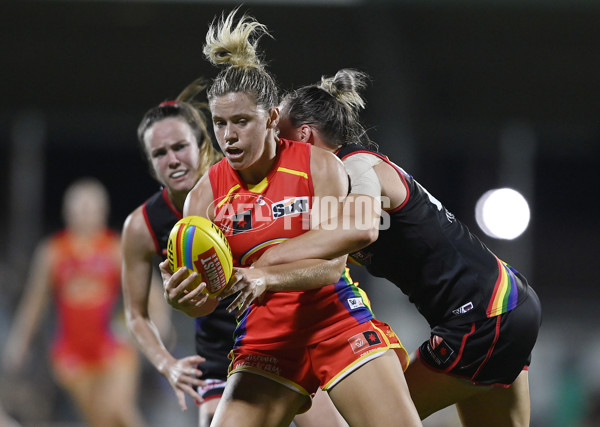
[486, 257, 519, 317]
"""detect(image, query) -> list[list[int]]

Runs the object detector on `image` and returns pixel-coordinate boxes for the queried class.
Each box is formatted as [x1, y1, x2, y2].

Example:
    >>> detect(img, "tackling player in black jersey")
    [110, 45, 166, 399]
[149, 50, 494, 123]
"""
[265, 69, 542, 427]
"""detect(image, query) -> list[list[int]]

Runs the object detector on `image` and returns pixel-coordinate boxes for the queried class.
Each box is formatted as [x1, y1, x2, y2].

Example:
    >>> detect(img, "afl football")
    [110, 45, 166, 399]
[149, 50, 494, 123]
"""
[167, 216, 233, 297]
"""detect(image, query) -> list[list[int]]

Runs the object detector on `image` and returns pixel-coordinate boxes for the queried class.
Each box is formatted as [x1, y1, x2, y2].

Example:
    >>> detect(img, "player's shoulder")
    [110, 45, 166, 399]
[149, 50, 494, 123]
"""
[309, 144, 345, 173]
[189, 171, 214, 199]
[123, 203, 145, 231]
[122, 205, 153, 248]
[336, 143, 380, 160]
[38, 233, 59, 256]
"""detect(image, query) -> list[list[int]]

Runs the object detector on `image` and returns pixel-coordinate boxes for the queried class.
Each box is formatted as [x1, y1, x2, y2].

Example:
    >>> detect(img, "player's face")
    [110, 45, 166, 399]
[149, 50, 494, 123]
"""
[64, 185, 108, 233]
[144, 117, 202, 194]
[210, 91, 278, 181]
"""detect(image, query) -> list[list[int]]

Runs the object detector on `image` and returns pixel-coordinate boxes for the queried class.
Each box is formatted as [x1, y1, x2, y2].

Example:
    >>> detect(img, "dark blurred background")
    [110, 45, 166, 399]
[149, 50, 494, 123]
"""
[1, 1, 599, 426]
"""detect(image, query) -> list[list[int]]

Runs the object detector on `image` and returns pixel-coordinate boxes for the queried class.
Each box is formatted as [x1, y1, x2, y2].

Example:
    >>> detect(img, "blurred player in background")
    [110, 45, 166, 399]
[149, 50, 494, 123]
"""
[2, 177, 147, 427]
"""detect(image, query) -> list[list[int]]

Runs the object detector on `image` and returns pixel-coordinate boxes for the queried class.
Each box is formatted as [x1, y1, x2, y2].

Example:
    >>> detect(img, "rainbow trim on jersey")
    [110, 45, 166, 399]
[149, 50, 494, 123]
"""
[335, 267, 373, 321]
[240, 238, 289, 266]
[486, 258, 519, 317]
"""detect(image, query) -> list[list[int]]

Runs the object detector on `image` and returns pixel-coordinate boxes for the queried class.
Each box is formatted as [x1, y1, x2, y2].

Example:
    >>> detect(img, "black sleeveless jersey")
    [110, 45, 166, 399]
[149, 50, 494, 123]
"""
[143, 188, 236, 380]
[336, 144, 531, 328]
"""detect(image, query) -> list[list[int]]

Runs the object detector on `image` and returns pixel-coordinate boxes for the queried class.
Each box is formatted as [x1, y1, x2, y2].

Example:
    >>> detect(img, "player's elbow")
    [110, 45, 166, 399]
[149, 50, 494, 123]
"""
[351, 225, 379, 252]
[124, 308, 147, 331]
[327, 257, 349, 283]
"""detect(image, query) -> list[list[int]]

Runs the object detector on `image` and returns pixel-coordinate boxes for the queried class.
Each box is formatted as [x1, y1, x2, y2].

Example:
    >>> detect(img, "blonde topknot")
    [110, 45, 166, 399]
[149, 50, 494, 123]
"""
[203, 8, 279, 110]
[203, 7, 271, 70]
[319, 69, 368, 113]
[280, 68, 376, 149]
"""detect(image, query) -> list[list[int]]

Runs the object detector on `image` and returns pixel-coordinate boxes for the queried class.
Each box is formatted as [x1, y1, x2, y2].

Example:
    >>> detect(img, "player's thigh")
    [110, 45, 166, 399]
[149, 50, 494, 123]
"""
[404, 355, 484, 420]
[101, 347, 141, 404]
[52, 360, 97, 413]
[293, 388, 347, 427]
[59, 372, 111, 427]
[328, 350, 421, 427]
[199, 398, 220, 427]
[455, 370, 530, 427]
[211, 371, 308, 427]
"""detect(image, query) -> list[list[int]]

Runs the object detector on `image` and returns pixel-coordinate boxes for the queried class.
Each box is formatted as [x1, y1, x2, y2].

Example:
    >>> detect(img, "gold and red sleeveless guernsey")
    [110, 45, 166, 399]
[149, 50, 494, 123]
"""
[209, 138, 374, 349]
[49, 229, 124, 367]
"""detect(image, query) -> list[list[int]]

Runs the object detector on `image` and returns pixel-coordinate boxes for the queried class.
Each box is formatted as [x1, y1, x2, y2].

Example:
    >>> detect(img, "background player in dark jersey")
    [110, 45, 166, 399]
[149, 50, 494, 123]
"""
[250, 68, 542, 427]
[160, 9, 421, 427]
[121, 80, 227, 426]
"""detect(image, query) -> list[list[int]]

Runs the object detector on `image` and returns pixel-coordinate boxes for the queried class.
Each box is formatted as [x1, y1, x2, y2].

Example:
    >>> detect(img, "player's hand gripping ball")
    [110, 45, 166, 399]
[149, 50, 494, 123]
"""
[167, 216, 233, 297]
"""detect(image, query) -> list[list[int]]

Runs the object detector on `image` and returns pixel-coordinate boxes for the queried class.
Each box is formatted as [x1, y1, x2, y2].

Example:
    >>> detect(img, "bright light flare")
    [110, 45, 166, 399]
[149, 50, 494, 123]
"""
[475, 188, 530, 240]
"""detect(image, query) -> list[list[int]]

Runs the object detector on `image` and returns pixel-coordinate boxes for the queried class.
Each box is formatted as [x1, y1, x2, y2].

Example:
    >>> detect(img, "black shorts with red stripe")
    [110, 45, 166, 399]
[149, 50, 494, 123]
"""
[417, 286, 542, 386]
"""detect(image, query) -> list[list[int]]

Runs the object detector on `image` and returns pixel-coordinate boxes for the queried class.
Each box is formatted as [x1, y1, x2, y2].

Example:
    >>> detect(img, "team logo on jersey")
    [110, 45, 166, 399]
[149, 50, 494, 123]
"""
[347, 297, 366, 310]
[452, 301, 474, 315]
[348, 331, 382, 354]
[232, 209, 253, 234]
[213, 193, 274, 235]
[272, 197, 309, 218]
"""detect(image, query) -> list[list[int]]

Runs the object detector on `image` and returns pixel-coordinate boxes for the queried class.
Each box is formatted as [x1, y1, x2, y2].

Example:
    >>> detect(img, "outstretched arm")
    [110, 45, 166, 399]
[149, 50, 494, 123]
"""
[121, 207, 206, 411]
